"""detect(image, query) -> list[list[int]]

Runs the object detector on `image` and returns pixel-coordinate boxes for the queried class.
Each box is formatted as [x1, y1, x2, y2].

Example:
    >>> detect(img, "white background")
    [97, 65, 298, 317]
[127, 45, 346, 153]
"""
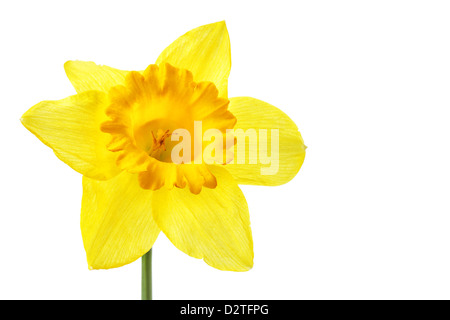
[1, 0, 450, 300]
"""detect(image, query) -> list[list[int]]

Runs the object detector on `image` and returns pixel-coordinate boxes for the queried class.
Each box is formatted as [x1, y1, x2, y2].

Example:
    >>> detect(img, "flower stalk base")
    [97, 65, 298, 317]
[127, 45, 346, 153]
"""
[141, 249, 152, 300]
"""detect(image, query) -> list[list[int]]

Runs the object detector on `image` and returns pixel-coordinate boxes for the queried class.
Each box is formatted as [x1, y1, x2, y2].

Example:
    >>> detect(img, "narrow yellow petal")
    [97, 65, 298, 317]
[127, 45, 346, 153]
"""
[152, 165, 253, 271]
[226, 97, 306, 186]
[156, 21, 231, 98]
[81, 172, 160, 269]
[64, 60, 131, 94]
[21, 91, 120, 180]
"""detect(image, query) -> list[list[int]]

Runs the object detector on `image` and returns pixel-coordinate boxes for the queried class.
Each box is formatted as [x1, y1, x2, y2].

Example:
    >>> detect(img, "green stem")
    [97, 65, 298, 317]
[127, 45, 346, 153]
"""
[142, 249, 152, 300]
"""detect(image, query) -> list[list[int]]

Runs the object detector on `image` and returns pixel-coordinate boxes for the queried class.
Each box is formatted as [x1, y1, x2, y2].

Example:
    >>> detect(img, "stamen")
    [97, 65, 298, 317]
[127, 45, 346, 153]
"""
[149, 129, 172, 159]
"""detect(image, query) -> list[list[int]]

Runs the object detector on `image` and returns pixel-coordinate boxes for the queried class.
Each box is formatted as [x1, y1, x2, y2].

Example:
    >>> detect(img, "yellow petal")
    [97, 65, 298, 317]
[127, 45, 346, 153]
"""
[225, 97, 306, 186]
[81, 172, 160, 269]
[156, 21, 231, 98]
[21, 91, 120, 180]
[152, 165, 253, 271]
[64, 60, 131, 94]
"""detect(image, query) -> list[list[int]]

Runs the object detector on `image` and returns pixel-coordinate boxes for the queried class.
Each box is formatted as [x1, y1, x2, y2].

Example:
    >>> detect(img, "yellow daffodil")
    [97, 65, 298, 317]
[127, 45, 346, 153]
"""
[21, 21, 306, 273]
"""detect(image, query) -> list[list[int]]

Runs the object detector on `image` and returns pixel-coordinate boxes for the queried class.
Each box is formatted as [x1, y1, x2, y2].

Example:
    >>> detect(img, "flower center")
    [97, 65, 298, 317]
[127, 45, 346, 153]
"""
[100, 63, 237, 194]
[149, 129, 171, 159]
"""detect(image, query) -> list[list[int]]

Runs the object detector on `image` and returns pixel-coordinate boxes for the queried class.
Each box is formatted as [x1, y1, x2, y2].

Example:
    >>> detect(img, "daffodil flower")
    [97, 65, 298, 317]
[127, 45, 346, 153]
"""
[21, 21, 306, 274]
